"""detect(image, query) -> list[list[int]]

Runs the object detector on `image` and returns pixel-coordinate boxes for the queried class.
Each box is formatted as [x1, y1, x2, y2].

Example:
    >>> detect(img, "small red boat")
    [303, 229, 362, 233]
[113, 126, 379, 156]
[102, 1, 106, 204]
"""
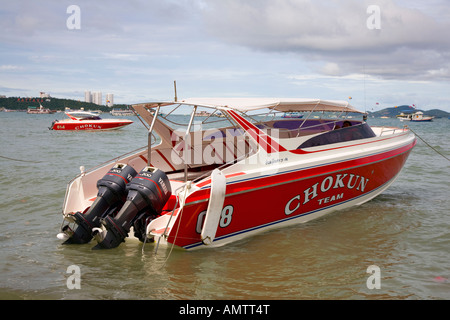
[49, 111, 133, 131]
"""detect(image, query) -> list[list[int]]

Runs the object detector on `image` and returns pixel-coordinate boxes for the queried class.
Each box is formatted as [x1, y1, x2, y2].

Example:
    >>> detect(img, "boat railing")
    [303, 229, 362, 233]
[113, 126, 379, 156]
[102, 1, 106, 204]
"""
[265, 119, 356, 138]
[378, 126, 408, 136]
[154, 105, 236, 129]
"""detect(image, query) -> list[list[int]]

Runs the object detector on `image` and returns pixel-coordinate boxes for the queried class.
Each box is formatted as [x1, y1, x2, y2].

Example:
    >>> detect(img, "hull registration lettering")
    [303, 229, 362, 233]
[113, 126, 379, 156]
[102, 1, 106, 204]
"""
[285, 173, 369, 215]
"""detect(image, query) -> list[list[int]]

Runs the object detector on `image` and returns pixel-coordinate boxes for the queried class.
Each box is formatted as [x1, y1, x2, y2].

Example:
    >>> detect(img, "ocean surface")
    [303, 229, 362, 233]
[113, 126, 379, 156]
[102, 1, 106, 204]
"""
[0, 111, 449, 301]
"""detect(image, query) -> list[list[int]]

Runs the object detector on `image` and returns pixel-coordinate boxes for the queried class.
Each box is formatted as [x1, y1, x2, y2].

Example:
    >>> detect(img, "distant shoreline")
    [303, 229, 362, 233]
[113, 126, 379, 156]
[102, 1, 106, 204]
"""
[1, 96, 449, 118]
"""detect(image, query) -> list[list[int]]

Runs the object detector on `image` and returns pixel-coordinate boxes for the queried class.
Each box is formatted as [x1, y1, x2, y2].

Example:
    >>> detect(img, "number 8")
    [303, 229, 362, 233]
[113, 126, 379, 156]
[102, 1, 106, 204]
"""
[196, 205, 234, 234]
[219, 205, 233, 228]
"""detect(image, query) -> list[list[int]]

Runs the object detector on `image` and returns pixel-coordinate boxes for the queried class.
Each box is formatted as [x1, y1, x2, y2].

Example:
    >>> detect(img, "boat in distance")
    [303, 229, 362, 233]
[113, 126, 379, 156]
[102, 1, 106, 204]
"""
[57, 98, 416, 251]
[27, 103, 56, 114]
[397, 111, 434, 122]
[282, 111, 303, 118]
[110, 108, 135, 116]
[49, 110, 133, 131]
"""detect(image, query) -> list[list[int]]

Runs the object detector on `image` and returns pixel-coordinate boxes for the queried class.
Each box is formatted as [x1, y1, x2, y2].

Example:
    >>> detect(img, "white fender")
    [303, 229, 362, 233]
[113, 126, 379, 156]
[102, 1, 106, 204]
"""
[201, 169, 226, 245]
[57, 232, 69, 241]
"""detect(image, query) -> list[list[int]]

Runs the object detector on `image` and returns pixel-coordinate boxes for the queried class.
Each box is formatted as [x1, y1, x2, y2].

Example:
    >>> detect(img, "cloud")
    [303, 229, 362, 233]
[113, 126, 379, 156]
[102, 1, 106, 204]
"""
[320, 62, 342, 76]
[199, 0, 450, 80]
[102, 53, 148, 61]
[0, 65, 24, 71]
[1, 0, 449, 110]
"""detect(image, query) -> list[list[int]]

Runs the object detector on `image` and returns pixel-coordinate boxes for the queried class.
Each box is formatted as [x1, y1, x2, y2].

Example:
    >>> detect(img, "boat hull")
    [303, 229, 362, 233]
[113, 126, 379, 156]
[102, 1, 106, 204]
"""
[410, 119, 433, 122]
[50, 119, 133, 131]
[163, 135, 416, 250]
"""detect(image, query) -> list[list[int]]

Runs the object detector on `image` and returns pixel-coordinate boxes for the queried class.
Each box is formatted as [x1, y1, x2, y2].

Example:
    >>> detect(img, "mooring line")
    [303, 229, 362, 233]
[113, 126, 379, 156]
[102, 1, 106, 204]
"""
[0, 154, 42, 163]
[409, 127, 450, 162]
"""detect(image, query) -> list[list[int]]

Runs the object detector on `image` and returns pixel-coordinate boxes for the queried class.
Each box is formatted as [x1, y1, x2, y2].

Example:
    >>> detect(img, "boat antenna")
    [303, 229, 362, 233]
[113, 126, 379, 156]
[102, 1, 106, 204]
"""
[363, 65, 367, 113]
[362, 65, 368, 122]
[174, 80, 178, 102]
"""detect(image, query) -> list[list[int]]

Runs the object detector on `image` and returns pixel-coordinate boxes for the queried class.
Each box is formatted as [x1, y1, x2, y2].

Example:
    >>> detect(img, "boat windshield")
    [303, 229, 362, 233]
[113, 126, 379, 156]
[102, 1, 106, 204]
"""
[79, 116, 102, 120]
[67, 112, 102, 120]
[297, 122, 376, 149]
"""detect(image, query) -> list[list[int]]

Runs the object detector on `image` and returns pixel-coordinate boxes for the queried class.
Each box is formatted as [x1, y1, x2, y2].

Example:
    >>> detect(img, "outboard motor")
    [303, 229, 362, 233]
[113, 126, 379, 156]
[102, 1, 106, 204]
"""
[62, 163, 138, 244]
[93, 166, 172, 249]
[48, 120, 56, 130]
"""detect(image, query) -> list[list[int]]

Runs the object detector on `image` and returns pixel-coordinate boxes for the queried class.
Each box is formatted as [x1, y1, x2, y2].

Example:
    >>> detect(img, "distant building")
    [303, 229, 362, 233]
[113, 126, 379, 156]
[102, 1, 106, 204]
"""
[40, 92, 51, 98]
[84, 91, 92, 103]
[92, 91, 102, 105]
[106, 93, 114, 107]
[85, 90, 113, 106]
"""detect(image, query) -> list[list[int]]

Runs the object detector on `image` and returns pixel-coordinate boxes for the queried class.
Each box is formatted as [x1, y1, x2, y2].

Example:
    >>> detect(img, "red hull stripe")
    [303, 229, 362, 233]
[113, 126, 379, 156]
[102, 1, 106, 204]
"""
[156, 150, 176, 171]
[139, 155, 148, 163]
[191, 140, 415, 201]
[223, 141, 237, 161]
[230, 141, 414, 187]
[195, 172, 246, 188]
[226, 110, 287, 153]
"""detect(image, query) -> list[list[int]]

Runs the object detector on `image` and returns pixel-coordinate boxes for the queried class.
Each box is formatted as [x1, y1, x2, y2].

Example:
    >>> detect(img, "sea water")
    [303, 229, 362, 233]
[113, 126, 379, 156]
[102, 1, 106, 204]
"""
[0, 112, 449, 300]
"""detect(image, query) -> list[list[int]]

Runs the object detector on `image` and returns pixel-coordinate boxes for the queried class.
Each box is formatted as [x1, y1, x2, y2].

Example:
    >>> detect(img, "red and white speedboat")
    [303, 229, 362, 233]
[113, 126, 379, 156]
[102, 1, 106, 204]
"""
[57, 98, 416, 251]
[49, 111, 133, 131]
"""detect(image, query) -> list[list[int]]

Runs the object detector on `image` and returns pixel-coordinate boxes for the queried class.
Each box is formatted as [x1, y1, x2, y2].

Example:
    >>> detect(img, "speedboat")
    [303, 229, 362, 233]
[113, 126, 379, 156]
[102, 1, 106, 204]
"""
[56, 98, 416, 251]
[49, 111, 133, 131]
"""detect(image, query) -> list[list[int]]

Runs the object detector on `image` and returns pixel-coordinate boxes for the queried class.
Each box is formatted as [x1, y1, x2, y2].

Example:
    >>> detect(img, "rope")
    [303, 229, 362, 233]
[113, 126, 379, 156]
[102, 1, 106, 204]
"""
[0, 154, 42, 163]
[141, 183, 189, 268]
[159, 184, 189, 267]
[409, 127, 450, 162]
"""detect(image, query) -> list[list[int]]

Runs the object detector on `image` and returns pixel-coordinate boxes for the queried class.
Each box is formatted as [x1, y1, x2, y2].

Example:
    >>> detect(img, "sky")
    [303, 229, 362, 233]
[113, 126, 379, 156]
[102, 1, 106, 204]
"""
[1, 0, 450, 112]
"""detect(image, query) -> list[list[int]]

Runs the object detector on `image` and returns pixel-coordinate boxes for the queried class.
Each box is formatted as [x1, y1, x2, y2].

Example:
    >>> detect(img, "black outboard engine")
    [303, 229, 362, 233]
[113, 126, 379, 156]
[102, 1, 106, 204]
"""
[93, 166, 172, 249]
[62, 163, 138, 244]
[48, 120, 56, 130]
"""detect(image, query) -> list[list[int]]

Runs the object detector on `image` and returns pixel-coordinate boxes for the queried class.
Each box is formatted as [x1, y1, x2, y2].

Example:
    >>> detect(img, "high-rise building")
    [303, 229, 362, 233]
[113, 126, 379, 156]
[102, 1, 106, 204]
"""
[106, 93, 114, 107]
[85, 91, 92, 103]
[92, 91, 102, 105]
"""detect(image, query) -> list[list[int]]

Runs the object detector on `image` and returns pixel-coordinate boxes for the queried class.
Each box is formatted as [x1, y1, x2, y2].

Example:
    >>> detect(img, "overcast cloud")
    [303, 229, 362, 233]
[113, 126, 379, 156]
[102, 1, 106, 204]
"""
[1, 0, 449, 111]
[201, 0, 450, 80]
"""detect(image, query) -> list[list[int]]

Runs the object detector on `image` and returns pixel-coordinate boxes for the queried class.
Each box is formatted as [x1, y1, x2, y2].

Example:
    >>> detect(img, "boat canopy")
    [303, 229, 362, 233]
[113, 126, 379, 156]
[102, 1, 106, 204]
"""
[132, 98, 366, 114]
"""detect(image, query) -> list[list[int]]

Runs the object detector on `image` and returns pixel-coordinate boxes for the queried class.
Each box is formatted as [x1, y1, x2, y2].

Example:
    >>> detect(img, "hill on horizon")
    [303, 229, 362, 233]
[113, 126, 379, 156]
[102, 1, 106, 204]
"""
[2, 97, 450, 118]
[368, 105, 450, 118]
[0, 96, 130, 112]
